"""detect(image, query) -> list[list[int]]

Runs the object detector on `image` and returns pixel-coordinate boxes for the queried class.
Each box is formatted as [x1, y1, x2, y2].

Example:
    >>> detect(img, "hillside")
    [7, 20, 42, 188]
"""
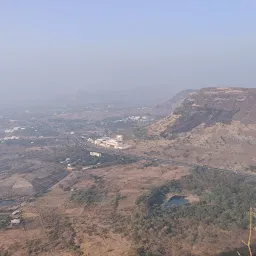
[2, 87, 256, 256]
[129, 87, 256, 170]
[148, 89, 197, 117]
[150, 87, 256, 137]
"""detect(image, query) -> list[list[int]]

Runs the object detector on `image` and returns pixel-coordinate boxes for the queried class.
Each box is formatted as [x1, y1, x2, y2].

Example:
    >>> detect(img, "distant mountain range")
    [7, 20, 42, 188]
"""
[0, 86, 197, 115]
[67, 86, 187, 107]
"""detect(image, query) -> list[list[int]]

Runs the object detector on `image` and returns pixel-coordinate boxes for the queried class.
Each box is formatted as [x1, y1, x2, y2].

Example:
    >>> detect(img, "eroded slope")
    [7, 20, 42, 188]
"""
[150, 87, 256, 138]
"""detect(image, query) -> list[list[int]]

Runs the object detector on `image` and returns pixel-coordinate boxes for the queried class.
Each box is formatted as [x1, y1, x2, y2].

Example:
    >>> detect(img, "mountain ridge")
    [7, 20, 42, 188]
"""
[149, 87, 256, 138]
[146, 89, 197, 117]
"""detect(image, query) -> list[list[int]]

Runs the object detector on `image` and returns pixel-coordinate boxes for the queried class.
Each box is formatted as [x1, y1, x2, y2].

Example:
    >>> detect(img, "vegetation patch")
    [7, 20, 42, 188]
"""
[132, 166, 256, 255]
[246, 165, 256, 172]
[0, 249, 11, 256]
[70, 185, 106, 205]
[22, 210, 81, 256]
[0, 215, 11, 230]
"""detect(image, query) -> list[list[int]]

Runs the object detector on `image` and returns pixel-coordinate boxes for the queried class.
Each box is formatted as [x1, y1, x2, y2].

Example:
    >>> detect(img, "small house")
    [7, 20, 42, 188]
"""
[90, 152, 101, 157]
[11, 219, 21, 225]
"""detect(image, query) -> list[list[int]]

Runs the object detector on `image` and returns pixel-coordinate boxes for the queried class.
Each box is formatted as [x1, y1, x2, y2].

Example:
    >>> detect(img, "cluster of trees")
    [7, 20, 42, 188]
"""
[131, 166, 256, 255]
[217, 245, 256, 256]
[142, 160, 160, 168]
[133, 127, 158, 140]
[136, 180, 181, 212]
[53, 145, 137, 167]
[0, 250, 11, 256]
[246, 165, 256, 172]
[24, 210, 81, 255]
[114, 155, 137, 165]
[70, 185, 106, 205]
[0, 215, 11, 229]
[70, 175, 106, 206]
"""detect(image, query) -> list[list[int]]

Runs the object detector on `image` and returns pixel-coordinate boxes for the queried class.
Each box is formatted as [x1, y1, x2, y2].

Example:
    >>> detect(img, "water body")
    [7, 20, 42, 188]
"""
[0, 200, 16, 207]
[167, 196, 189, 207]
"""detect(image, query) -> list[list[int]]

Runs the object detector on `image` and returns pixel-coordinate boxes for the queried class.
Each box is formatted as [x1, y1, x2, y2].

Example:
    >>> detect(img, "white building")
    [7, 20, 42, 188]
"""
[116, 135, 123, 142]
[90, 152, 101, 157]
[11, 219, 21, 225]
[5, 129, 13, 133]
[4, 127, 24, 133]
[3, 136, 20, 140]
[105, 139, 119, 148]
[12, 210, 20, 216]
[88, 136, 130, 150]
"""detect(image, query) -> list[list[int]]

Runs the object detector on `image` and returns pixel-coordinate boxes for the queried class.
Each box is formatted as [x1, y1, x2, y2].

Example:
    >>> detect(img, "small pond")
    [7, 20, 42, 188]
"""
[0, 200, 16, 207]
[166, 196, 189, 207]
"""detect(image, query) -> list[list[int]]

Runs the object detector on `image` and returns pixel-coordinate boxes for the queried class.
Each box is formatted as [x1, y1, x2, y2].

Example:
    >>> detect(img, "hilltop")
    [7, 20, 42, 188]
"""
[129, 87, 256, 170]
[148, 89, 197, 117]
[149, 87, 256, 137]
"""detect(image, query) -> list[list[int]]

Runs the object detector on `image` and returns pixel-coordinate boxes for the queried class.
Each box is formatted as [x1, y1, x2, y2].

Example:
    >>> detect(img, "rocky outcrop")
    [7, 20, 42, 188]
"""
[150, 87, 256, 138]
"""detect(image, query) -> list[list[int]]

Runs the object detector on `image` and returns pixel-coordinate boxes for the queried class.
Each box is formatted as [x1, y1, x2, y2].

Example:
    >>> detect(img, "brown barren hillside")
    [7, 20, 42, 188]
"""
[131, 87, 256, 169]
[150, 87, 256, 137]
[0, 163, 189, 256]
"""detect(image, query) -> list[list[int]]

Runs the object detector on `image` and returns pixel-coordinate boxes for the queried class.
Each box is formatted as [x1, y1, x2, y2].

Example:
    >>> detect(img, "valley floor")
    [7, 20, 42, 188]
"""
[0, 162, 188, 256]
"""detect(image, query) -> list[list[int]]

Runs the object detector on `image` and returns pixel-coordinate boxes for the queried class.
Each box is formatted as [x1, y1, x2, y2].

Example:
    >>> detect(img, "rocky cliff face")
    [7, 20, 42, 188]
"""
[147, 89, 197, 117]
[150, 87, 256, 138]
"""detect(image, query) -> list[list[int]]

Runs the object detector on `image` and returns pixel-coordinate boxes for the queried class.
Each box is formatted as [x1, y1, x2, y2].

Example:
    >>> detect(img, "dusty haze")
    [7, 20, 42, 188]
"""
[1, 2, 256, 106]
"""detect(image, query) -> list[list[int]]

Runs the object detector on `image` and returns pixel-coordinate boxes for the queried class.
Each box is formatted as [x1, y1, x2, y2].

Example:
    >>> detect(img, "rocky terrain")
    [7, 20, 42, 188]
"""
[2, 87, 256, 256]
[150, 87, 256, 137]
[147, 89, 197, 117]
[128, 87, 256, 170]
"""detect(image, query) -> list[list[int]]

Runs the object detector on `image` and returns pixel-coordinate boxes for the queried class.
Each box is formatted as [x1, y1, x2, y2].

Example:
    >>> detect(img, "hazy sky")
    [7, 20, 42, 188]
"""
[1, 1, 256, 104]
